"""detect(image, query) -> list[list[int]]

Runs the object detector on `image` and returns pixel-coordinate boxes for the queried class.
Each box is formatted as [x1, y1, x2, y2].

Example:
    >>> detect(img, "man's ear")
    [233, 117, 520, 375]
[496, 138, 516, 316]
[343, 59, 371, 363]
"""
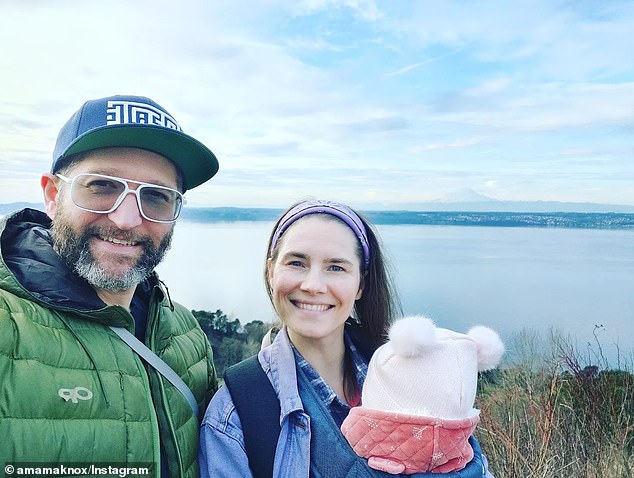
[41, 174, 60, 219]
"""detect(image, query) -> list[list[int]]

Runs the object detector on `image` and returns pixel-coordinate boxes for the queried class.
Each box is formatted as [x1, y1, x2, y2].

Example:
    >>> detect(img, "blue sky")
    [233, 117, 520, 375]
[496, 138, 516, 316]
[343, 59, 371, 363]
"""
[1, 0, 633, 210]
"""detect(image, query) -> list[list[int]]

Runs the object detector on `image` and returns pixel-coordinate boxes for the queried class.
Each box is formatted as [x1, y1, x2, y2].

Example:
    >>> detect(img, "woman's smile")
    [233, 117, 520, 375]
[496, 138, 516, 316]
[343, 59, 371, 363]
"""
[291, 300, 334, 312]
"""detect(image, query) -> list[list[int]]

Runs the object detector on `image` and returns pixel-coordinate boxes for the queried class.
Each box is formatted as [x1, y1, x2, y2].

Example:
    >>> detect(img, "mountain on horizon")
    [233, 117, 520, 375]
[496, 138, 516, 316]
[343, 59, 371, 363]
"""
[381, 188, 634, 213]
[437, 187, 496, 203]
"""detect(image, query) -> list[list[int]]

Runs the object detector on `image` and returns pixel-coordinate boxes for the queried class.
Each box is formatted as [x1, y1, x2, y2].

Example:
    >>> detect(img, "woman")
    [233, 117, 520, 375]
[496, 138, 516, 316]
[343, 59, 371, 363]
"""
[199, 199, 492, 477]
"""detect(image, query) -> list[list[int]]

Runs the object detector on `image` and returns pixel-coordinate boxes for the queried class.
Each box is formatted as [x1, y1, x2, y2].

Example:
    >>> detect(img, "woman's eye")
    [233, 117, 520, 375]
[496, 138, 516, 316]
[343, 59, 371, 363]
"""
[328, 265, 345, 272]
[288, 260, 304, 267]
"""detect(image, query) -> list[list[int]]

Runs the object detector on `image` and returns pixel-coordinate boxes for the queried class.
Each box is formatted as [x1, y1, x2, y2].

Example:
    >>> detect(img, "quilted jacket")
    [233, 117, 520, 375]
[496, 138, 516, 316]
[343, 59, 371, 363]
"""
[0, 209, 217, 477]
[342, 407, 480, 474]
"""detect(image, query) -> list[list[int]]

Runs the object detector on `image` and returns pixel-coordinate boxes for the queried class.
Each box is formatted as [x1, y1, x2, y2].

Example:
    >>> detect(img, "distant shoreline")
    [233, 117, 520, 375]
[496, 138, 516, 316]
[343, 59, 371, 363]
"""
[179, 207, 634, 230]
[3, 204, 633, 230]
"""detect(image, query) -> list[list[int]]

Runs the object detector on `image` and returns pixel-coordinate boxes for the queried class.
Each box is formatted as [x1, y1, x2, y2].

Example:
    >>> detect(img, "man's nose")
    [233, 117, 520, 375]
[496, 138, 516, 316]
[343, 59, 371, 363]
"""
[106, 191, 143, 229]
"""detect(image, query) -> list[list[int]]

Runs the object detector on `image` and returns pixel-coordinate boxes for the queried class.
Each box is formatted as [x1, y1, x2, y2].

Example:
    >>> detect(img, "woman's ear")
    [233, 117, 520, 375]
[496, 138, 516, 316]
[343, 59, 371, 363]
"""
[41, 173, 60, 219]
[356, 275, 364, 300]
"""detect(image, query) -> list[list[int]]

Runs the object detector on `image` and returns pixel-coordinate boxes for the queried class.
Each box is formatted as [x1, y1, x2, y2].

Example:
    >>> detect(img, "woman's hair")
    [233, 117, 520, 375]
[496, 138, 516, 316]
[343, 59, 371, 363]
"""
[264, 200, 402, 349]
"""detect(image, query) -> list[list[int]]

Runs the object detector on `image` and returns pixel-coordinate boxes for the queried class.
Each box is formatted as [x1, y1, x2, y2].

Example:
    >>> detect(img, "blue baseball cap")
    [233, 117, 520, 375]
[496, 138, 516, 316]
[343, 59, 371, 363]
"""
[52, 95, 219, 191]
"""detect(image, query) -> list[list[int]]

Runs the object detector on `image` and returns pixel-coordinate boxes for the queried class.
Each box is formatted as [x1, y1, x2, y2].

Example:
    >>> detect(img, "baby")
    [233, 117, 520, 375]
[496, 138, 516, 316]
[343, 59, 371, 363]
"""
[341, 315, 504, 474]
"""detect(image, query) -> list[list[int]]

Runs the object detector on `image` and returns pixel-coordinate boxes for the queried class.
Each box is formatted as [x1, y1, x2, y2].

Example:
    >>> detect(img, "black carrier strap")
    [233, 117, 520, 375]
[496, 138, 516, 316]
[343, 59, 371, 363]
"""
[223, 355, 281, 478]
[222, 321, 376, 478]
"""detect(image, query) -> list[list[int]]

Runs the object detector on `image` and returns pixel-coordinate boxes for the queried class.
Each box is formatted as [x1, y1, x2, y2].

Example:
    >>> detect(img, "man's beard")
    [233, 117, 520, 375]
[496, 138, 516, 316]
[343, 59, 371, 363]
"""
[51, 214, 173, 292]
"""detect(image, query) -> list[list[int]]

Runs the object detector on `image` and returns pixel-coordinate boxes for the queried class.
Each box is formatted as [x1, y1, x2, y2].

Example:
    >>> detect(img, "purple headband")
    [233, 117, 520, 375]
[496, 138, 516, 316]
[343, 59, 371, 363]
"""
[270, 200, 371, 270]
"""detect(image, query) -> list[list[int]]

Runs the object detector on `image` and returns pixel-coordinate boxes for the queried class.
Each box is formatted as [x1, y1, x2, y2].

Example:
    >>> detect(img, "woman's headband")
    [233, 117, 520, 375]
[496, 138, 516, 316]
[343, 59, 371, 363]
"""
[269, 200, 371, 271]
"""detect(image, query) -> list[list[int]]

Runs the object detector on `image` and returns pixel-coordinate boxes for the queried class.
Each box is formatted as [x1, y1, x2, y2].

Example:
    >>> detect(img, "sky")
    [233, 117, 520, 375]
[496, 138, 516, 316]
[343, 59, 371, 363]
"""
[1, 0, 633, 210]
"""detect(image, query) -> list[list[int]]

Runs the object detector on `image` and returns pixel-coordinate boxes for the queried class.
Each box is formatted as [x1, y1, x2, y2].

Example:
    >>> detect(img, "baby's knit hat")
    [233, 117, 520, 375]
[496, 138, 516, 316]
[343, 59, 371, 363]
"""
[362, 316, 505, 419]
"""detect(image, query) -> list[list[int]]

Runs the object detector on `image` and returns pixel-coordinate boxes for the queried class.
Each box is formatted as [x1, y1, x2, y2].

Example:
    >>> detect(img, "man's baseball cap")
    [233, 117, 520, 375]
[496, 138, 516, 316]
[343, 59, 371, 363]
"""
[52, 95, 219, 191]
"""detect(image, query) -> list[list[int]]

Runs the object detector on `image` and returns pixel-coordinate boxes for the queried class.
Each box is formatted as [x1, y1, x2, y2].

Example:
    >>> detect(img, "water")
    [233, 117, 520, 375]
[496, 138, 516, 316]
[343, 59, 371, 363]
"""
[157, 221, 634, 366]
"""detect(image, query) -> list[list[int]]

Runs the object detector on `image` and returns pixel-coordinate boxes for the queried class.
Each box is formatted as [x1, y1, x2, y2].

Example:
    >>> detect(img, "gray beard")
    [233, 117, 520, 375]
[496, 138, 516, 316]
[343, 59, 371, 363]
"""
[51, 218, 173, 292]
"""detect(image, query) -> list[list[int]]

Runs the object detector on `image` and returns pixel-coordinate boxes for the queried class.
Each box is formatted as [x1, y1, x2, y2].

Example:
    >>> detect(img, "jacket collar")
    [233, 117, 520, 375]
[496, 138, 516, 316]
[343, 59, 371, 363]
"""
[258, 327, 305, 421]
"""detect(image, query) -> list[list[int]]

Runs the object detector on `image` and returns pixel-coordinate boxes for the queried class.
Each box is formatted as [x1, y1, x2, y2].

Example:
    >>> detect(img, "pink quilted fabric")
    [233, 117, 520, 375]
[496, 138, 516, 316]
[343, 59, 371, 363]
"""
[341, 407, 479, 474]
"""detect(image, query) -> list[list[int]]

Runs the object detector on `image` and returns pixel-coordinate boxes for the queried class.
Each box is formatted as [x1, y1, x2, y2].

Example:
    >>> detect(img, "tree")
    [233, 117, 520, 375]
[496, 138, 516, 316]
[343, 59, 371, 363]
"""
[243, 320, 268, 345]
[193, 309, 275, 377]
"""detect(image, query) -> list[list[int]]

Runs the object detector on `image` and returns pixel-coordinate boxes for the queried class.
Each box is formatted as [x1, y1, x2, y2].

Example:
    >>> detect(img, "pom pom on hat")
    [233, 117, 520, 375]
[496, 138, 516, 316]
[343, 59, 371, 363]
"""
[467, 325, 505, 371]
[389, 315, 437, 357]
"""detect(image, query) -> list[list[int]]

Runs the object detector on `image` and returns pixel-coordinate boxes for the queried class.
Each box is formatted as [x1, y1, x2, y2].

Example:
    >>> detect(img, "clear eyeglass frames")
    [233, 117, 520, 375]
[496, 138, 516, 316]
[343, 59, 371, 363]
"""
[55, 173, 185, 223]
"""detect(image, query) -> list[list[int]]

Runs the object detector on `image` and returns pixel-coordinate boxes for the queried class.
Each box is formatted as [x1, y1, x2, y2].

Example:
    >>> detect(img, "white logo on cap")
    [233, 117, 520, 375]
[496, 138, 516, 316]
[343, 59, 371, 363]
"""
[106, 100, 182, 131]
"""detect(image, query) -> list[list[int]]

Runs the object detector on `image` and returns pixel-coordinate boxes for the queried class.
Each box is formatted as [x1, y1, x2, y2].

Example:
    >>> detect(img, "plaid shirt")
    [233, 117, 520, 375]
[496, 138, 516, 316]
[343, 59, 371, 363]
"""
[292, 331, 368, 428]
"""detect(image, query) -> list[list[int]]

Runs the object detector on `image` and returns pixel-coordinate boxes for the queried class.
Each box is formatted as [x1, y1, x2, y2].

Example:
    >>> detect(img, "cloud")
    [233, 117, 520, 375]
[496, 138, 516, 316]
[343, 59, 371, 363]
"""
[293, 0, 383, 22]
[407, 137, 484, 153]
[384, 49, 464, 77]
[1, 0, 633, 208]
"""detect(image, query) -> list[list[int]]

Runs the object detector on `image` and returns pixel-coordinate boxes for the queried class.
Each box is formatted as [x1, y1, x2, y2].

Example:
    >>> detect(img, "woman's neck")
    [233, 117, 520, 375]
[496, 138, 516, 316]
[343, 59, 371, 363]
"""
[288, 329, 348, 400]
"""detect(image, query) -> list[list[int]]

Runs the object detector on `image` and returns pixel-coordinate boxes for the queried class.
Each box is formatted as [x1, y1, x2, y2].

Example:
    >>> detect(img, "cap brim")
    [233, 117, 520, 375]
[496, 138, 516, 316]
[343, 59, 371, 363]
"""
[60, 125, 219, 191]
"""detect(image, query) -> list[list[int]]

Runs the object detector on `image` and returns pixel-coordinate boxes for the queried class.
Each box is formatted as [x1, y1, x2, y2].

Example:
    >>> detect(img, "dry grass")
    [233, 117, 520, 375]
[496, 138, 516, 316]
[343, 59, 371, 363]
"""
[475, 329, 634, 478]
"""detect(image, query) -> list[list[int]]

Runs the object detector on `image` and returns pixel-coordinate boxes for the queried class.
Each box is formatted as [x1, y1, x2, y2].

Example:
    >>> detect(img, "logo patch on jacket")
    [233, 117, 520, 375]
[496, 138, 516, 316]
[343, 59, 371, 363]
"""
[58, 387, 93, 403]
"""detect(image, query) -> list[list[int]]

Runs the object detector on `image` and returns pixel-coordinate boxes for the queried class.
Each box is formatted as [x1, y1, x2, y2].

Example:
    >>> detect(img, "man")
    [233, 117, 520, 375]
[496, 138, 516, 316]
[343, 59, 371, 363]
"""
[0, 95, 219, 477]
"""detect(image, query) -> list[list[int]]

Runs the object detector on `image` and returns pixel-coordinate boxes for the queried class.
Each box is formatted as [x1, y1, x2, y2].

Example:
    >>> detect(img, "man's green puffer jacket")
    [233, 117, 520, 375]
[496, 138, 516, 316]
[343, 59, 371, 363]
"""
[0, 209, 218, 477]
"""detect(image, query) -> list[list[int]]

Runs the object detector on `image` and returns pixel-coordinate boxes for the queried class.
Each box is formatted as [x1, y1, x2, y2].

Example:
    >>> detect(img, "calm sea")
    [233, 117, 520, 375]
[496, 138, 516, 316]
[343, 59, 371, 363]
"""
[157, 221, 634, 366]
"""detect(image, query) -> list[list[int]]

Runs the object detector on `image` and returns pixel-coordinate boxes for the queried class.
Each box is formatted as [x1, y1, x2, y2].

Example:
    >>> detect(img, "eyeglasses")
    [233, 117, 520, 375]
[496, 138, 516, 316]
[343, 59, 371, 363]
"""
[55, 173, 185, 223]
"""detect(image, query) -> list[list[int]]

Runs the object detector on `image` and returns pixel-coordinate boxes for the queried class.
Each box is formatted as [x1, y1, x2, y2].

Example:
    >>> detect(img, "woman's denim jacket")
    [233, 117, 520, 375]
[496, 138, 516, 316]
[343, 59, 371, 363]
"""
[199, 327, 494, 478]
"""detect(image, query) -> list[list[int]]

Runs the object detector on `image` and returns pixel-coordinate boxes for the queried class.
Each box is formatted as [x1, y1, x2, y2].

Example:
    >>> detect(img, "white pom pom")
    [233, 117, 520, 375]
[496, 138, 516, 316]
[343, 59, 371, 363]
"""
[389, 316, 437, 357]
[467, 326, 505, 371]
